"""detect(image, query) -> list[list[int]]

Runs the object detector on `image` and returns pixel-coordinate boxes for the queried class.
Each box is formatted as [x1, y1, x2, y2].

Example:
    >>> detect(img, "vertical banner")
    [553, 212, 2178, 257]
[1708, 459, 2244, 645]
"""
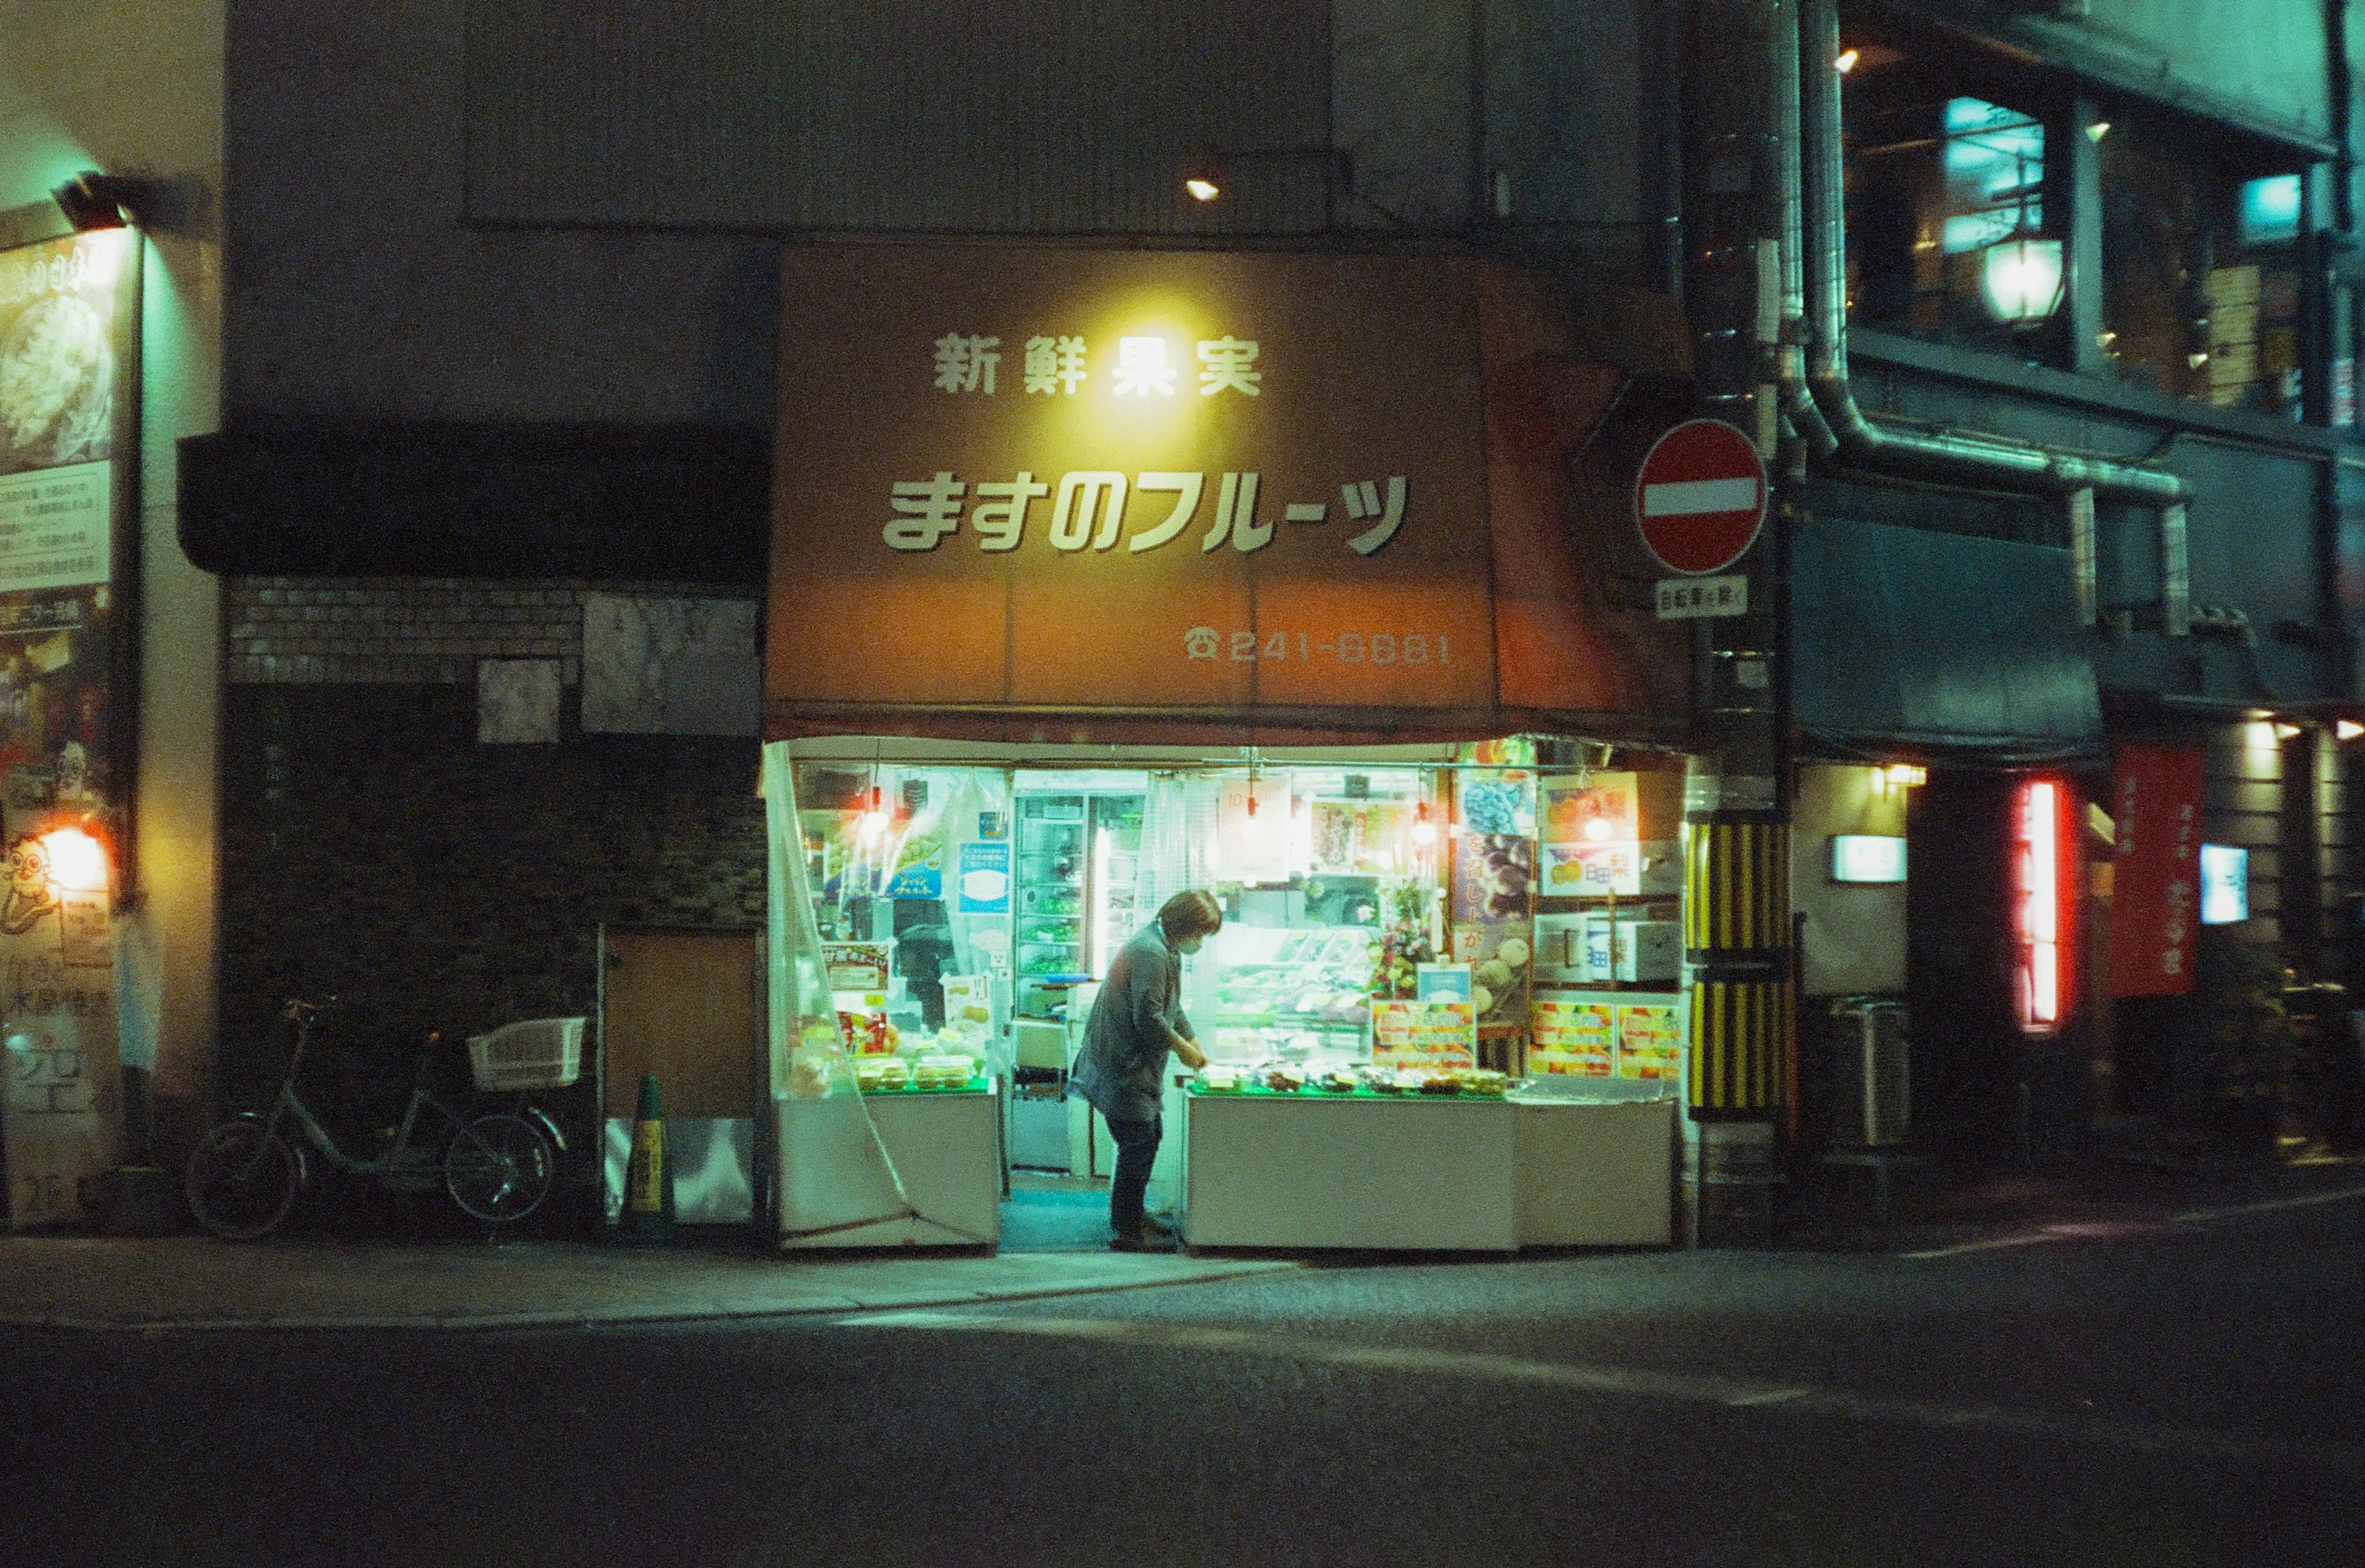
[0, 228, 139, 1227]
[2108, 745, 2203, 998]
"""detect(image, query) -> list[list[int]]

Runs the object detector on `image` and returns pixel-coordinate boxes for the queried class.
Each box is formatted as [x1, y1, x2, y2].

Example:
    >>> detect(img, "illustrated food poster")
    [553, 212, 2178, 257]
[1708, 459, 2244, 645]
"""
[1530, 997, 1615, 1076]
[1370, 998, 1477, 1069]
[0, 228, 135, 1229]
[1453, 770, 1535, 1048]
[1615, 1002, 1686, 1081]
[1538, 772, 1642, 896]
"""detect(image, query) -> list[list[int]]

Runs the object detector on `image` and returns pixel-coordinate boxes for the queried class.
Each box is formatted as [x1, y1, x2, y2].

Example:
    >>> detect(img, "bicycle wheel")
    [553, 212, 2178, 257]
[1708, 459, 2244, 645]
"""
[185, 1115, 303, 1240]
[444, 1112, 556, 1224]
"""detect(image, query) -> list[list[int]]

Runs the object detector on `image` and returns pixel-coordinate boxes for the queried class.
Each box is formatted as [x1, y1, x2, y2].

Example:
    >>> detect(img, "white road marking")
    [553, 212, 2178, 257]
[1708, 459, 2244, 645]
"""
[1904, 1182, 2365, 1259]
[2170, 1183, 2365, 1225]
[838, 1312, 2365, 1469]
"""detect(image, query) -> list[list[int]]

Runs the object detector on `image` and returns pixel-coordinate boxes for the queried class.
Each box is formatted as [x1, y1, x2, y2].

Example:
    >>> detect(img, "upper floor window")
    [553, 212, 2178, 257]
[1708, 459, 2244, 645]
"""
[2099, 119, 2306, 418]
[1843, 47, 2067, 363]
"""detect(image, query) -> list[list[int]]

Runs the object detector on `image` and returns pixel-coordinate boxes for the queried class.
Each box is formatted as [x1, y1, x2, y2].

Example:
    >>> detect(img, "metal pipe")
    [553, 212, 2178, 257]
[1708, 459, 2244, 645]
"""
[1796, 0, 2189, 511]
[1772, 0, 1837, 456]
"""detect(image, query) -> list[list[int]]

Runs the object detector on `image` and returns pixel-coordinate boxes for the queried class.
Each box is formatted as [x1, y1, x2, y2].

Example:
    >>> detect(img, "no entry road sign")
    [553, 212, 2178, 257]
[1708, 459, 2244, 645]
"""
[1633, 418, 1768, 576]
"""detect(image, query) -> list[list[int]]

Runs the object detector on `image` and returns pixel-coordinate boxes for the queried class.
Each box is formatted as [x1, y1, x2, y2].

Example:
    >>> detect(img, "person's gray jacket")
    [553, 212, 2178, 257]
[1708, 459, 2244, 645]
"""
[1069, 921, 1196, 1122]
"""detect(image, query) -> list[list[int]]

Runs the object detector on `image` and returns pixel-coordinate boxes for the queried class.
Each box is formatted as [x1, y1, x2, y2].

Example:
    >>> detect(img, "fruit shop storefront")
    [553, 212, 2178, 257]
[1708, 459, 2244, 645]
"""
[758, 243, 1719, 1252]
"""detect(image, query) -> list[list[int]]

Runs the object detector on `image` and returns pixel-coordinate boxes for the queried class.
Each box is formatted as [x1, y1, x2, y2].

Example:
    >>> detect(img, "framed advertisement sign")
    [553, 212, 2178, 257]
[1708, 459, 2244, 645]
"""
[0, 224, 141, 1229]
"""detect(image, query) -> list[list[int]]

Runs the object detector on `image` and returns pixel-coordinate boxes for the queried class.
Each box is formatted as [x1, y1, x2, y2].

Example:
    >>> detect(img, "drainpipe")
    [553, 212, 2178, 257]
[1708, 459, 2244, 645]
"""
[1793, 0, 2193, 636]
[1773, 0, 1837, 458]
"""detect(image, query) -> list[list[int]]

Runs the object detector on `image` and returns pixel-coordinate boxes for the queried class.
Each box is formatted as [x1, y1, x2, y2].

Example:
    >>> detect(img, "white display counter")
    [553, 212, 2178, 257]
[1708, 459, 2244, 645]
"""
[775, 1081, 1003, 1249]
[1180, 1090, 1675, 1251]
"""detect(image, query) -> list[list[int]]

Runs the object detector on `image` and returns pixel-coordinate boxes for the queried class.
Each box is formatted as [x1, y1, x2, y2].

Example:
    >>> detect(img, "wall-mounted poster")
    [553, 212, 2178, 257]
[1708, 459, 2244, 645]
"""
[1370, 998, 1476, 1069]
[1453, 835, 1535, 922]
[1539, 772, 1642, 895]
[0, 227, 139, 1231]
[1450, 923, 1532, 1031]
[1456, 770, 1536, 838]
[956, 841, 1011, 913]
[1308, 798, 1413, 876]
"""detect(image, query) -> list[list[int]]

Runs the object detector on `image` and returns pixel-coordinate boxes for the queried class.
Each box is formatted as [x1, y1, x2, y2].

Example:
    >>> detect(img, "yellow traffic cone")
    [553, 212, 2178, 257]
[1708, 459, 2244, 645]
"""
[620, 1072, 674, 1243]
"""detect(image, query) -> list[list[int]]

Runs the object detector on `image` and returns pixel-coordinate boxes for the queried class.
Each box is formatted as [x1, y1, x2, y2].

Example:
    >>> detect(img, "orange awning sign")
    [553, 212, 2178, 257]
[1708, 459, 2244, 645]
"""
[767, 247, 1688, 743]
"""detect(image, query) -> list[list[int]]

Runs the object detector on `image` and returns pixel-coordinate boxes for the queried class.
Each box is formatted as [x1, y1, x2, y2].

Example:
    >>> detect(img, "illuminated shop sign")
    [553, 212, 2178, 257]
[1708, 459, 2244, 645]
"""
[766, 246, 1683, 739]
[767, 246, 1502, 722]
[2016, 778, 2074, 1033]
[2198, 843, 2249, 926]
[883, 467, 1405, 556]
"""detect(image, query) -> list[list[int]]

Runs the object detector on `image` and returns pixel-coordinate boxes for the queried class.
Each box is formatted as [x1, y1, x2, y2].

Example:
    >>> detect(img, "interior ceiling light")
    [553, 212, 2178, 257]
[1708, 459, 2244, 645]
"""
[2338, 719, 2365, 741]
[1182, 166, 1223, 202]
[857, 785, 890, 841]
[2274, 722, 2303, 740]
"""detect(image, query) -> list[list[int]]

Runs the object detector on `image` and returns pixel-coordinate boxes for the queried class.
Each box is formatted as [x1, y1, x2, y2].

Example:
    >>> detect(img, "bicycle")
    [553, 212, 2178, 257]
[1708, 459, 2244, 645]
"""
[185, 998, 566, 1240]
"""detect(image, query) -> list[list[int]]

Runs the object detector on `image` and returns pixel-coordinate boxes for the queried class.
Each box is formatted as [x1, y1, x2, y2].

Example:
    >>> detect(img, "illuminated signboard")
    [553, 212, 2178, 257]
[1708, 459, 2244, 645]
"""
[1830, 834, 1907, 884]
[765, 246, 1675, 740]
[2016, 778, 2070, 1033]
[2199, 843, 2249, 925]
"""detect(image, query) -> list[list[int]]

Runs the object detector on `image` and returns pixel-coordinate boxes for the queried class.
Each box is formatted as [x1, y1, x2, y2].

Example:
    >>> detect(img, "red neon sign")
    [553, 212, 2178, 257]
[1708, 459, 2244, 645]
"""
[2016, 778, 2071, 1032]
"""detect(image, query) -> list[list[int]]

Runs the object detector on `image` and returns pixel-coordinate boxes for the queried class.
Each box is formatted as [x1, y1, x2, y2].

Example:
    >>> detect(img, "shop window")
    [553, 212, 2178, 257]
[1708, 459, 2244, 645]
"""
[2100, 121, 2307, 416]
[1843, 40, 2067, 362]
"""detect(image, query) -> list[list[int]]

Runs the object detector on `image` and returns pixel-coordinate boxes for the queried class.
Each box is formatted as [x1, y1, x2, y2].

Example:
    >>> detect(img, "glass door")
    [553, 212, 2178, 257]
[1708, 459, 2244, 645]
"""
[1014, 793, 1086, 1017]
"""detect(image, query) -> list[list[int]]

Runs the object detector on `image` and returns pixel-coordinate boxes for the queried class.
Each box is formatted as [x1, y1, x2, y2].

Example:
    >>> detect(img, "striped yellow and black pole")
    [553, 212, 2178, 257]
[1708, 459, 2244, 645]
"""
[1683, 807, 1792, 1115]
[1681, 759, 1792, 1248]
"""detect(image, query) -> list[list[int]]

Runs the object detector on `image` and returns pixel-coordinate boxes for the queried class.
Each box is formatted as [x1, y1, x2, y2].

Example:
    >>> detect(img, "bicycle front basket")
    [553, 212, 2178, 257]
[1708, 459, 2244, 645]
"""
[466, 1017, 585, 1092]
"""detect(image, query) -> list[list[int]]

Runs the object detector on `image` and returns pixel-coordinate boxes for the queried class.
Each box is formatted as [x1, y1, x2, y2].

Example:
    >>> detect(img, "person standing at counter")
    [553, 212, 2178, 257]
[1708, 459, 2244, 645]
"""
[1070, 890, 1221, 1251]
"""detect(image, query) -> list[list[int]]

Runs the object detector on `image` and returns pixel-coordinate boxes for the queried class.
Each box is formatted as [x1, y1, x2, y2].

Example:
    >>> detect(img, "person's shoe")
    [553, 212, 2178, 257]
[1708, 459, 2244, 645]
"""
[1115, 1214, 1178, 1240]
[1109, 1227, 1178, 1253]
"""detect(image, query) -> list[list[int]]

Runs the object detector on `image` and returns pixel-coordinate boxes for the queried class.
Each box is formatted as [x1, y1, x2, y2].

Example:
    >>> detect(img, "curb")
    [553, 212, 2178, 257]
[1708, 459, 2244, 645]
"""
[0, 1254, 1301, 1335]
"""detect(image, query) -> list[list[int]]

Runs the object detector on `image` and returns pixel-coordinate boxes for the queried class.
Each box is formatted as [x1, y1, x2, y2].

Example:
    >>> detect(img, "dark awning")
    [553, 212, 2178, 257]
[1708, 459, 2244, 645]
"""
[177, 420, 770, 583]
[1790, 515, 2103, 764]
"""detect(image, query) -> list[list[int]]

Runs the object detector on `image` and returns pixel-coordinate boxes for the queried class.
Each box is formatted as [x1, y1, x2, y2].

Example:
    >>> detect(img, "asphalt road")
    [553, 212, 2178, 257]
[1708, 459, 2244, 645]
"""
[5, 1192, 2362, 1567]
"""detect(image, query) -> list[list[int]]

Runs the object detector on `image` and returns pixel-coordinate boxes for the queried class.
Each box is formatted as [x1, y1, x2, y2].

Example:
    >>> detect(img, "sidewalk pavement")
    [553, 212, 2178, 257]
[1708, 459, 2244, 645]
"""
[9, 1154, 2361, 1335]
[0, 1233, 1301, 1332]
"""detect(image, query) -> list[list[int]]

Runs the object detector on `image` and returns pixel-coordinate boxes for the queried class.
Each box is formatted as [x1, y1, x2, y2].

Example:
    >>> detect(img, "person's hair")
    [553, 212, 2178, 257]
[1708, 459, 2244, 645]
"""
[1157, 889, 1224, 940]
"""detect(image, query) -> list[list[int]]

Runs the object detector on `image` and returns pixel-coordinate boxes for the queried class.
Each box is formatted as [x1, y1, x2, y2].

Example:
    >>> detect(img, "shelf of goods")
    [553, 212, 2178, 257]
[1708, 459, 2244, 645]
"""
[775, 1075, 1001, 1248]
[1207, 927, 1377, 1050]
[1179, 1084, 1675, 1251]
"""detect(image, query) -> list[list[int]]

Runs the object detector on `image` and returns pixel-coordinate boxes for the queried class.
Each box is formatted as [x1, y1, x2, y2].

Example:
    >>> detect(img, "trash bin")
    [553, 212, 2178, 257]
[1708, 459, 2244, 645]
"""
[1826, 996, 1909, 1148]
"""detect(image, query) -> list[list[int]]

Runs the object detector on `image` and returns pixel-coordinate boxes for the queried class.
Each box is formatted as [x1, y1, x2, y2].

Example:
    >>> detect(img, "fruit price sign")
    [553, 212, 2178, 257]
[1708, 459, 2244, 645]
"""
[1370, 999, 1477, 1069]
[1530, 998, 1614, 1077]
[1615, 1003, 1686, 1081]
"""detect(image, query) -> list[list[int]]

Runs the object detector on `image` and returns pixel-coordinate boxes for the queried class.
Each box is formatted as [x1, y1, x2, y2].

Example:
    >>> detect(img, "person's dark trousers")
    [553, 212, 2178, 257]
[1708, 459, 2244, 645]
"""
[1106, 1114, 1163, 1234]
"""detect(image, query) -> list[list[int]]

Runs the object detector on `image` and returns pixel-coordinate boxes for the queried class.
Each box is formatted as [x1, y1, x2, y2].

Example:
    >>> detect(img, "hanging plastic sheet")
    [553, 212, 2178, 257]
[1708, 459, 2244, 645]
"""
[764, 741, 924, 1242]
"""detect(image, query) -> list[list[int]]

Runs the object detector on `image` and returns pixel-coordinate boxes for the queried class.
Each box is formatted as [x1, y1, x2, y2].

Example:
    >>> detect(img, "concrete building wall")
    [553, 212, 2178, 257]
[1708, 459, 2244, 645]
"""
[216, 574, 765, 1081]
[2, 1, 226, 1148]
[1792, 763, 1910, 998]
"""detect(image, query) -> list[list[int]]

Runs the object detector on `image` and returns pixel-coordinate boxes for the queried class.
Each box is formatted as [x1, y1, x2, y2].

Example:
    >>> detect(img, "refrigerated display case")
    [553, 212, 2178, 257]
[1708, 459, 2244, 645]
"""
[1013, 786, 1144, 1020]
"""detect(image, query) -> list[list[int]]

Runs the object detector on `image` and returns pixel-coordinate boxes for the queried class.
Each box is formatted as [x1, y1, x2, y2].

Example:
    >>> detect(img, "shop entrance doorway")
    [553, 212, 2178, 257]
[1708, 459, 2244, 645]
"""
[1905, 773, 2021, 1165]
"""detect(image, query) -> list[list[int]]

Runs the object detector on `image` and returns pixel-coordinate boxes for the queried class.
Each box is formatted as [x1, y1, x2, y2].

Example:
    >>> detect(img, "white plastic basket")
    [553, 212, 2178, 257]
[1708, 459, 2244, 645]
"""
[467, 1017, 585, 1093]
